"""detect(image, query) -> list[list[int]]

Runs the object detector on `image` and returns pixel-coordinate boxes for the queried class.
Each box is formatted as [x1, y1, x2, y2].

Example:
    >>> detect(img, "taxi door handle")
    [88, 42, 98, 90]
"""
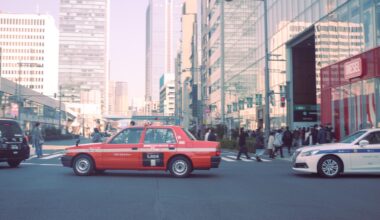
[132, 147, 138, 150]
[168, 147, 175, 150]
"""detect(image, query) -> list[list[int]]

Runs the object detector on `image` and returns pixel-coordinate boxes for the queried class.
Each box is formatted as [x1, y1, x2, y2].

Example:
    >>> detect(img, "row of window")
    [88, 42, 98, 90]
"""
[1, 48, 44, 53]
[0, 27, 45, 32]
[0, 34, 45, 40]
[1, 56, 44, 61]
[0, 18, 45, 26]
[1, 63, 44, 68]
[2, 70, 44, 75]
[315, 34, 364, 39]
[0, 42, 45, 47]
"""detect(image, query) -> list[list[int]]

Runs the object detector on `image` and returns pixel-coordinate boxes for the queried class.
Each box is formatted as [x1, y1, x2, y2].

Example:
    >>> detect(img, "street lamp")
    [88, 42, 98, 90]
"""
[225, 0, 270, 147]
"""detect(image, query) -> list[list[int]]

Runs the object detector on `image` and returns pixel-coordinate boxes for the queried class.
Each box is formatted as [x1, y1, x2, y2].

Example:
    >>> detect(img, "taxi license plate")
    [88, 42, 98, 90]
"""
[11, 145, 19, 150]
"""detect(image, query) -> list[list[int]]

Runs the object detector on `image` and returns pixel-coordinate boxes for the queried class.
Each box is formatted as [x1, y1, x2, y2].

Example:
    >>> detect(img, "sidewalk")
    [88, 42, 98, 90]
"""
[29, 136, 92, 156]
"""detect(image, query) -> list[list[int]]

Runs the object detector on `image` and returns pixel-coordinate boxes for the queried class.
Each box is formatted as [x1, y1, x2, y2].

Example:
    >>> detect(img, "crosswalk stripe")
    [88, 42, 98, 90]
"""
[221, 157, 235, 162]
[40, 153, 63, 160]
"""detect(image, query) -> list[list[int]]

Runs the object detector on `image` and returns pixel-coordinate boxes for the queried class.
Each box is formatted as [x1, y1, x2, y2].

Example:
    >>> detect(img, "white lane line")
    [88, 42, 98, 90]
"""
[21, 162, 62, 167]
[40, 153, 63, 160]
[27, 155, 37, 160]
[221, 157, 235, 162]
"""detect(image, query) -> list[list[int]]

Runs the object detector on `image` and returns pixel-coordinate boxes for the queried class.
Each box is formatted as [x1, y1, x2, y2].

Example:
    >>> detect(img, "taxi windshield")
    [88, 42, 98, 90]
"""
[339, 130, 366, 144]
[182, 128, 197, 140]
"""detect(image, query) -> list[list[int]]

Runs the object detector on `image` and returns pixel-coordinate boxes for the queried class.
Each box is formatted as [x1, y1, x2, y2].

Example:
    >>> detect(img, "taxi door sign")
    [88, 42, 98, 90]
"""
[143, 153, 164, 167]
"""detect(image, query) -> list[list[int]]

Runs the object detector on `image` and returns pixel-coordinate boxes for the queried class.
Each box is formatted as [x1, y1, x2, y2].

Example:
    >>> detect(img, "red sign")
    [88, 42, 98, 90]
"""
[344, 58, 362, 80]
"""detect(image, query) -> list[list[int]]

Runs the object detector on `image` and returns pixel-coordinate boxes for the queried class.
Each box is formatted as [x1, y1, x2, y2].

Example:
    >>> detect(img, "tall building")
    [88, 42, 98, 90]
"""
[201, 0, 257, 129]
[145, 0, 183, 113]
[58, 0, 109, 115]
[108, 81, 128, 116]
[159, 73, 175, 115]
[201, 0, 380, 134]
[0, 13, 58, 96]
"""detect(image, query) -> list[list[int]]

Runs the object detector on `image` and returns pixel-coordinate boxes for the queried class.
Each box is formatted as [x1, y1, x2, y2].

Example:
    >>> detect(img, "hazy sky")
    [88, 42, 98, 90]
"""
[0, 0, 149, 101]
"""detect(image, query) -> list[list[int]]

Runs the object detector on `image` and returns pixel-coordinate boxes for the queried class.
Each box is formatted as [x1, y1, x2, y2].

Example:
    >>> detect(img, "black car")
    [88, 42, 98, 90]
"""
[0, 119, 30, 167]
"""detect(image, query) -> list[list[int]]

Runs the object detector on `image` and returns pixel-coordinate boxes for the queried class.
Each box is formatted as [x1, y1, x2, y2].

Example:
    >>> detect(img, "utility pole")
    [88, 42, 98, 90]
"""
[220, 0, 226, 125]
[263, 0, 271, 147]
[58, 85, 62, 133]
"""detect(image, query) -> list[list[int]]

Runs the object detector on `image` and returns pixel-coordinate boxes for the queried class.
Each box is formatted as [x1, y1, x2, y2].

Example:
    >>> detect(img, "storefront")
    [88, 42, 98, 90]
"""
[321, 46, 380, 140]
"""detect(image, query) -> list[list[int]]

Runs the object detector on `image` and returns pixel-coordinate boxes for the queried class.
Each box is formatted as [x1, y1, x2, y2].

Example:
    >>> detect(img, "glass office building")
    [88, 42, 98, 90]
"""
[211, 0, 380, 130]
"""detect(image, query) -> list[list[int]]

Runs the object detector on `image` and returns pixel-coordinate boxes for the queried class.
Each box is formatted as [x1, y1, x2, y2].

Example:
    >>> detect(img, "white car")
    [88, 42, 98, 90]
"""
[292, 129, 380, 177]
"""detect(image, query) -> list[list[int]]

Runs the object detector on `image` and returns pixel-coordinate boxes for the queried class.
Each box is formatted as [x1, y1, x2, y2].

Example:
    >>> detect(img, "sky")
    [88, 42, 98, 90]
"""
[0, 0, 149, 102]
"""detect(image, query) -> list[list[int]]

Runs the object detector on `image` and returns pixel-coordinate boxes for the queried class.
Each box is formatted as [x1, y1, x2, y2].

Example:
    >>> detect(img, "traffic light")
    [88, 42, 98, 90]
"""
[280, 96, 286, 107]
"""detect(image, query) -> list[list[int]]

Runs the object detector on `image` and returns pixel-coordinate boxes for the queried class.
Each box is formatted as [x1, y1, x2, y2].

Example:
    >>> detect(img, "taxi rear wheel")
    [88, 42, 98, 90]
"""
[317, 155, 342, 178]
[73, 154, 94, 176]
[169, 156, 192, 178]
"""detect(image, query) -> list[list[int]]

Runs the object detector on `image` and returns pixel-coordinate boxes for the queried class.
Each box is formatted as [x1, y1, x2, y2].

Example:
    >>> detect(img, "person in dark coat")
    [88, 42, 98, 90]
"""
[207, 128, 217, 141]
[317, 125, 327, 144]
[236, 128, 250, 160]
[282, 126, 293, 155]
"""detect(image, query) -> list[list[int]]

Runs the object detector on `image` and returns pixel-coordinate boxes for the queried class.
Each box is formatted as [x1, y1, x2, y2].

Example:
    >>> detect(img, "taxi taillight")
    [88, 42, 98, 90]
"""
[216, 147, 221, 156]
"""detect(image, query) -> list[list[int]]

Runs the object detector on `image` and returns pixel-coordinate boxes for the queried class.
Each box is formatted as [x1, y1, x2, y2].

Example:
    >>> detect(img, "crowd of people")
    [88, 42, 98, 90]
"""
[267, 124, 335, 158]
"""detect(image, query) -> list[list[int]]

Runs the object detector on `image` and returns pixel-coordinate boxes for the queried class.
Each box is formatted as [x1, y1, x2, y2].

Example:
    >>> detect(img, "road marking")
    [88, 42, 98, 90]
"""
[27, 155, 37, 160]
[221, 157, 235, 162]
[40, 153, 63, 160]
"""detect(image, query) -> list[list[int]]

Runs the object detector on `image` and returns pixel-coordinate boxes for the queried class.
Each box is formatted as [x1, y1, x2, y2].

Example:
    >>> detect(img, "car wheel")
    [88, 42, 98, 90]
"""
[169, 156, 192, 178]
[8, 160, 22, 168]
[317, 156, 342, 178]
[73, 155, 94, 176]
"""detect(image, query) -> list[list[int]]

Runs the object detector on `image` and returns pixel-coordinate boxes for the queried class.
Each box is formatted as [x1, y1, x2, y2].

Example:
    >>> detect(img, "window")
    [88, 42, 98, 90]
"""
[362, 132, 380, 144]
[110, 128, 143, 144]
[144, 128, 176, 144]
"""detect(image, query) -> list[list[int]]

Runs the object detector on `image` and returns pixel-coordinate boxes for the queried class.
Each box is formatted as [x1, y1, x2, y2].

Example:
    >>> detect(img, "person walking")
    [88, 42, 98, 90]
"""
[317, 125, 327, 144]
[207, 128, 217, 141]
[267, 131, 275, 159]
[236, 127, 250, 160]
[31, 122, 44, 158]
[273, 129, 283, 158]
[205, 128, 211, 141]
[91, 128, 102, 143]
[282, 126, 293, 156]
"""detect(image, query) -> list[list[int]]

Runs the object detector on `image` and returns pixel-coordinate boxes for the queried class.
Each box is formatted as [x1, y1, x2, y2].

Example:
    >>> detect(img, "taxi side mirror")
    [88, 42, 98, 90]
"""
[359, 140, 369, 147]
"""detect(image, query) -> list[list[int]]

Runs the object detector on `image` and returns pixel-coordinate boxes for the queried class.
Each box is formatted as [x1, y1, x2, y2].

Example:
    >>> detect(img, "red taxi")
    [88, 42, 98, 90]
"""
[61, 126, 221, 177]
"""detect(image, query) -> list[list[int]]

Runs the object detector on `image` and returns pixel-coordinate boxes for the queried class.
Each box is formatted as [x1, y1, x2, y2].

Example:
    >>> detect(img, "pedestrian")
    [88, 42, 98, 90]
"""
[304, 127, 312, 146]
[236, 127, 250, 160]
[31, 122, 44, 158]
[273, 129, 283, 158]
[325, 124, 333, 143]
[292, 128, 300, 147]
[207, 128, 217, 141]
[91, 128, 102, 143]
[267, 131, 275, 159]
[317, 125, 327, 144]
[282, 126, 293, 156]
[205, 128, 211, 141]
[311, 125, 318, 145]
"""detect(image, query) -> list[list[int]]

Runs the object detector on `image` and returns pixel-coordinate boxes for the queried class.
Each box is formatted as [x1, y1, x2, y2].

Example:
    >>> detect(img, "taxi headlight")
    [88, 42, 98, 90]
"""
[301, 150, 319, 157]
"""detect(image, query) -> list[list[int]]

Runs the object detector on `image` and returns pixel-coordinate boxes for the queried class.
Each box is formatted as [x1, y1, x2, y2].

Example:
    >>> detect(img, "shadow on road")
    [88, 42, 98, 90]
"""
[293, 173, 380, 179]
[62, 171, 221, 179]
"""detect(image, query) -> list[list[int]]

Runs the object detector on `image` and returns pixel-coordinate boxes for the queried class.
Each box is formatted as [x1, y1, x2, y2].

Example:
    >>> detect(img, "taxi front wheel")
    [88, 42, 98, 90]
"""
[169, 156, 192, 178]
[317, 155, 342, 178]
[73, 154, 94, 176]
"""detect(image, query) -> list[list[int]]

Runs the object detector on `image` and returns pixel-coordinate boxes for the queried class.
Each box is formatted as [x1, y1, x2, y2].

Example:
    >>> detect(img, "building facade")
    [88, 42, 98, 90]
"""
[145, 0, 183, 114]
[0, 13, 58, 96]
[58, 0, 110, 115]
[201, 0, 380, 134]
[201, 0, 257, 130]
[109, 81, 128, 116]
[159, 73, 175, 115]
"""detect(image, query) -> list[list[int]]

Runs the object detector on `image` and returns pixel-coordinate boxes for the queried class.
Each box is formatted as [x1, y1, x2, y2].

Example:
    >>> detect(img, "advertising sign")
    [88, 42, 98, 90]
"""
[344, 58, 362, 80]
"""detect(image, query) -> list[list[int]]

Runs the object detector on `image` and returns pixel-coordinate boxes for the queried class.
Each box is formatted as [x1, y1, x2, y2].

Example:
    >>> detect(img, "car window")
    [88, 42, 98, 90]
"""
[0, 121, 22, 138]
[362, 132, 380, 145]
[340, 130, 366, 144]
[110, 128, 143, 144]
[144, 128, 176, 144]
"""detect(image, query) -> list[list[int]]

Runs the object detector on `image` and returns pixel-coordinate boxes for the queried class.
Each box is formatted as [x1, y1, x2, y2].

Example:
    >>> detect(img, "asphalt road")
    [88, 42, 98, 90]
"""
[1, 151, 380, 220]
